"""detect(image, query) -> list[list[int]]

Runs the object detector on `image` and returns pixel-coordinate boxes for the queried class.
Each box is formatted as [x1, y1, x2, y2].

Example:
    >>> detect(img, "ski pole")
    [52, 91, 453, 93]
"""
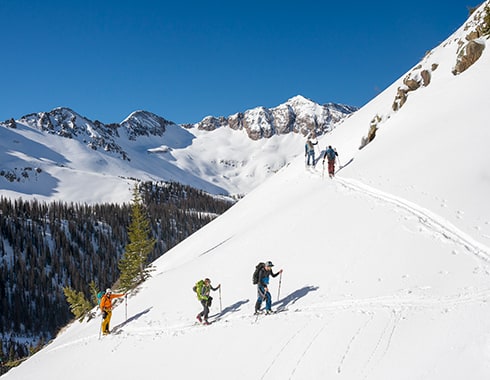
[219, 287, 222, 313]
[99, 313, 103, 340]
[125, 294, 128, 322]
[277, 272, 282, 301]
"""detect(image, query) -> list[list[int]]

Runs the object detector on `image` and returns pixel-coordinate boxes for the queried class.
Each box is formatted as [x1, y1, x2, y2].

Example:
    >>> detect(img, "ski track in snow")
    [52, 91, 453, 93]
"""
[45, 287, 489, 379]
[361, 309, 402, 380]
[335, 176, 490, 263]
[288, 322, 329, 380]
[337, 311, 374, 375]
[259, 323, 309, 380]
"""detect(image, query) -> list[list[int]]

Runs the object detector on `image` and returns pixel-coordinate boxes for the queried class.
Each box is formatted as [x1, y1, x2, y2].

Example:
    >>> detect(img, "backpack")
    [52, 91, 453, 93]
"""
[326, 148, 336, 160]
[252, 262, 265, 285]
[97, 291, 105, 305]
[193, 280, 204, 295]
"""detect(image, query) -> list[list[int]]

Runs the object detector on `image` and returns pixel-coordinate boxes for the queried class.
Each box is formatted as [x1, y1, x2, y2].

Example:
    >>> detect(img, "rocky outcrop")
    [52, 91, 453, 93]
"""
[120, 111, 172, 139]
[452, 4, 488, 75]
[452, 39, 486, 75]
[193, 95, 357, 140]
[359, 115, 381, 150]
[196, 116, 228, 131]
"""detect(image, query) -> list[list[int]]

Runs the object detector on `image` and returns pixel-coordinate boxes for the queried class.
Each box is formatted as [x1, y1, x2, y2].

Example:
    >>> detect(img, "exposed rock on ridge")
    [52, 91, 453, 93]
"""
[193, 95, 357, 140]
[360, 1, 490, 150]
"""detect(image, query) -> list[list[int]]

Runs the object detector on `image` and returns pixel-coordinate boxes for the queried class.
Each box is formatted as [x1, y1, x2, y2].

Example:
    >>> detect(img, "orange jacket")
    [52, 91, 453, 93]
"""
[100, 293, 124, 312]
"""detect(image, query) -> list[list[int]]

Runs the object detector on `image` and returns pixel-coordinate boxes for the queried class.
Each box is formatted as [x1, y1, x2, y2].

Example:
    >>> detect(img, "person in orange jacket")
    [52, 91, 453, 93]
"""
[100, 288, 125, 335]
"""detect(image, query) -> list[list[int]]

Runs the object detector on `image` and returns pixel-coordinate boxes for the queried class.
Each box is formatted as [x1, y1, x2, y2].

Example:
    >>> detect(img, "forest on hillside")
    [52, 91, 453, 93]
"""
[0, 181, 232, 367]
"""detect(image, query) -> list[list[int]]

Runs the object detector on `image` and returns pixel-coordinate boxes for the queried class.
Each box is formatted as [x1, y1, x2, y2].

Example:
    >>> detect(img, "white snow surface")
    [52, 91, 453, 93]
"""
[3, 3, 490, 380]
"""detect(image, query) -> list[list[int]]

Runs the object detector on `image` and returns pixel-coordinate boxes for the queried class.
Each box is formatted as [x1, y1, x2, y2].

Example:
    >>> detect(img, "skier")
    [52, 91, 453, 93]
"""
[100, 288, 125, 335]
[195, 278, 221, 325]
[323, 145, 338, 178]
[255, 261, 283, 315]
[304, 137, 318, 166]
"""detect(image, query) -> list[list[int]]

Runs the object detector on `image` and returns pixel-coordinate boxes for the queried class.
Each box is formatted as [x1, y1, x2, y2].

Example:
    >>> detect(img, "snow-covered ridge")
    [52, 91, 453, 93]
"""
[0, 96, 355, 202]
[192, 95, 357, 140]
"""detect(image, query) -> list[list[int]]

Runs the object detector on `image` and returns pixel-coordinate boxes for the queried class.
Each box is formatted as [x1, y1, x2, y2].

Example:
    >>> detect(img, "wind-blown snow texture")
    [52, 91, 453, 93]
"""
[3, 3, 490, 380]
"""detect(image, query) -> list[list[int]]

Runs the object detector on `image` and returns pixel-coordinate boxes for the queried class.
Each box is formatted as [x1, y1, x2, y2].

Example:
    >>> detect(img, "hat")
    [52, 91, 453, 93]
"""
[265, 261, 274, 267]
[106, 288, 112, 294]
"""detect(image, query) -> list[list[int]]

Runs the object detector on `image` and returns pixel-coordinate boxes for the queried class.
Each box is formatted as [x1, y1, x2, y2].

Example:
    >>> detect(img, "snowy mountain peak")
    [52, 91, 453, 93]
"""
[285, 94, 316, 106]
[14, 107, 105, 140]
[194, 96, 357, 139]
[120, 110, 175, 140]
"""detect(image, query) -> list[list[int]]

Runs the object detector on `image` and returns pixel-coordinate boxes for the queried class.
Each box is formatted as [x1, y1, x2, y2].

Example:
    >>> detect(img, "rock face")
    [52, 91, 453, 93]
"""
[361, 2, 489, 151]
[452, 4, 488, 75]
[392, 65, 435, 112]
[120, 111, 173, 140]
[453, 39, 486, 75]
[194, 95, 357, 140]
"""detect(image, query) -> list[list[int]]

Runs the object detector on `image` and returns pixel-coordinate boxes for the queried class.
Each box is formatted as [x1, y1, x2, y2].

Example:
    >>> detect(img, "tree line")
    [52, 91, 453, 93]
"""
[0, 181, 232, 368]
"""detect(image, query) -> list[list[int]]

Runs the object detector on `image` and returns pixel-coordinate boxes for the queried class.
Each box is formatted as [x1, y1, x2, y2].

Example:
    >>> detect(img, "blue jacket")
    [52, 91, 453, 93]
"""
[324, 147, 337, 161]
[257, 267, 280, 287]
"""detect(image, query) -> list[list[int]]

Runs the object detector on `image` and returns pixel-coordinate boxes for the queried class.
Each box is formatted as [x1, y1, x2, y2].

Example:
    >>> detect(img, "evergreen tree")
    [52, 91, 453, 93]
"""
[63, 287, 93, 321]
[89, 281, 100, 305]
[118, 185, 156, 292]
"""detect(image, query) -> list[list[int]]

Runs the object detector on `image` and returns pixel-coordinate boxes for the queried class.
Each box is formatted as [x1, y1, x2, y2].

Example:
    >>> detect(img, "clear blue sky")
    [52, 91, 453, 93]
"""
[0, 0, 478, 124]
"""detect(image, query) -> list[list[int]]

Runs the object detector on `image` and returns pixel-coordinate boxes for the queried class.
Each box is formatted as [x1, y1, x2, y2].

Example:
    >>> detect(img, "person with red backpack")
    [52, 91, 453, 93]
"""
[100, 288, 125, 335]
[323, 145, 338, 178]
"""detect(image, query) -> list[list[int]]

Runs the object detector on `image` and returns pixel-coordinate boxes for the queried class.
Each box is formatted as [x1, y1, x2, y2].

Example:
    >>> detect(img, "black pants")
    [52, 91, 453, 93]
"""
[199, 296, 213, 320]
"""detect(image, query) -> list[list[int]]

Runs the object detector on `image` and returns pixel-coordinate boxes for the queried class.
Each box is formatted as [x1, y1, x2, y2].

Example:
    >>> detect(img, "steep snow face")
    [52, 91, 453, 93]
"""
[324, 2, 490, 245]
[3, 3, 490, 380]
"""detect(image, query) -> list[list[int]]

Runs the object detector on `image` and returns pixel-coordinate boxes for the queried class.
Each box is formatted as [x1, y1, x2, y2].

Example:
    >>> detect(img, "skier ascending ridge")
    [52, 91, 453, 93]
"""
[100, 288, 125, 335]
[305, 137, 318, 167]
[254, 261, 283, 315]
[323, 145, 338, 178]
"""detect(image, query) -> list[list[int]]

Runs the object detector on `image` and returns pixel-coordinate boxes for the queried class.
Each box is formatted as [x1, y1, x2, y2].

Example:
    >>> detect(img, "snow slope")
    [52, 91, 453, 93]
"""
[3, 3, 490, 380]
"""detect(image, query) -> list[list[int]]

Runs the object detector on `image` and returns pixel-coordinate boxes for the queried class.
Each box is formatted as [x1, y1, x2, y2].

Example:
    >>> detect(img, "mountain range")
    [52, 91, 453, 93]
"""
[0, 96, 356, 202]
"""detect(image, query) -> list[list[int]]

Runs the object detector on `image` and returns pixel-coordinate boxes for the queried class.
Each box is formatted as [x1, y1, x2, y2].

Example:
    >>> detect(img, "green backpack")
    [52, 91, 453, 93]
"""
[193, 280, 205, 299]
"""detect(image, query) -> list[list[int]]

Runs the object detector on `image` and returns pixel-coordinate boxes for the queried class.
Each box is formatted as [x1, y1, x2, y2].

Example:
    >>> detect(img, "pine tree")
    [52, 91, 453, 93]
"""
[118, 185, 156, 292]
[89, 281, 99, 305]
[62, 287, 93, 321]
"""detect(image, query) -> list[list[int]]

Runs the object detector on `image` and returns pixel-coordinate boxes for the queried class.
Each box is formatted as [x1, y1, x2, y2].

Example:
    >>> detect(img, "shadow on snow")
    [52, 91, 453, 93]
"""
[273, 285, 319, 310]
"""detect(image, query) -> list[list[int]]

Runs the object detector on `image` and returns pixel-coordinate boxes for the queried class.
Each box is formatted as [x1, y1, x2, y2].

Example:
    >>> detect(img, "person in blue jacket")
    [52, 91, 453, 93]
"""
[255, 261, 283, 314]
[323, 145, 338, 178]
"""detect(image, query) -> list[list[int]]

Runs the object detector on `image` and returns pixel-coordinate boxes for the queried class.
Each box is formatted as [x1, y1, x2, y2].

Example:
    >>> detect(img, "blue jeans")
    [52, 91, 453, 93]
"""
[306, 151, 315, 166]
[256, 285, 272, 311]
